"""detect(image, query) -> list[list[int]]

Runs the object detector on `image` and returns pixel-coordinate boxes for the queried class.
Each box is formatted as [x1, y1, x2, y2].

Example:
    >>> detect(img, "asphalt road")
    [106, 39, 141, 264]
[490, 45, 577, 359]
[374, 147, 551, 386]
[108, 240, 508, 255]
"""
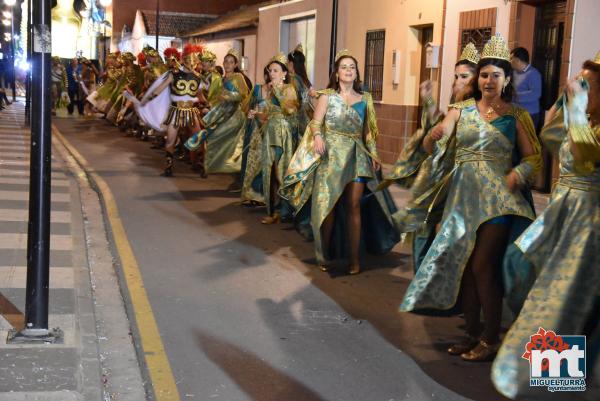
[55, 117, 509, 401]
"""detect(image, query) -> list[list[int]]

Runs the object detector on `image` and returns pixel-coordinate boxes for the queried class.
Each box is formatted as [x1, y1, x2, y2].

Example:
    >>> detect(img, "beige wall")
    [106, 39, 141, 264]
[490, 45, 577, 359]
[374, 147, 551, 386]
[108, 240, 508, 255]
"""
[201, 35, 258, 83]
[257, 0, 333, 88]
[337, 0, 445, 106]
[570, 0, 600, 78]
[439, 0, 511, 110]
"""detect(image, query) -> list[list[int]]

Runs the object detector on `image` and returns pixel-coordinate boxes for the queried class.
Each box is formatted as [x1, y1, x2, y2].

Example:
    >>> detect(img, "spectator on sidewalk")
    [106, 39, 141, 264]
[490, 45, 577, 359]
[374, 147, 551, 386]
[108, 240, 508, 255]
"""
[510, 47, 542, 129]
[66, 57, 84, 116]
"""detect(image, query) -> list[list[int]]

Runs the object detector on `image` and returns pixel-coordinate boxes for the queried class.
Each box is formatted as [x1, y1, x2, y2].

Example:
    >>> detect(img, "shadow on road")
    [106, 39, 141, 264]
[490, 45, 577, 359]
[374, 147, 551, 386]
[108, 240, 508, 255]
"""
[194, 329, 329, 401]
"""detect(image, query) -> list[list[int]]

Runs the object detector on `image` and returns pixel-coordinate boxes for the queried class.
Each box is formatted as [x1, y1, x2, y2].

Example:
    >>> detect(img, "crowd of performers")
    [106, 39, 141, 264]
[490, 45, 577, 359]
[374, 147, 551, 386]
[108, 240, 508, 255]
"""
[79, 34, 598, 398]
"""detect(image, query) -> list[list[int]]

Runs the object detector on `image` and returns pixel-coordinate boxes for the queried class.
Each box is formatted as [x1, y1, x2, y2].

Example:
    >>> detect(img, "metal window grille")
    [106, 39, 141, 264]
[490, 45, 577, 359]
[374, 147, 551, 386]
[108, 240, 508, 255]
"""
[460, 27, 492, 54]
[364, 30, 385, 101]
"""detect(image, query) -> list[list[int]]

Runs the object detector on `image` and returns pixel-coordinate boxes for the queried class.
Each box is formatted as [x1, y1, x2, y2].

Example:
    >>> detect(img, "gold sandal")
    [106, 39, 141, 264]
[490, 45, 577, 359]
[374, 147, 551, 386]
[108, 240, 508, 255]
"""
[460, 339, 500, 362]
[261, 212, 281, 225]
[447, 336, 479, 356]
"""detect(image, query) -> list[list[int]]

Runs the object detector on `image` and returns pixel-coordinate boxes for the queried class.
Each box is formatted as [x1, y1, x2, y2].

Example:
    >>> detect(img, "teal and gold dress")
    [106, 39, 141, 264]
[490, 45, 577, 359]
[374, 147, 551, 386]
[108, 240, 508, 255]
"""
[280, 90, 399, 264]
[291, 74, 312, 139]
[261, 84, 299, 217]
[186, 72, 250, 173]
[400, 98, 542, 313]
[492, 97, 600, 399]
[241, 84, 267, 204]
[380, 99, 450, 272]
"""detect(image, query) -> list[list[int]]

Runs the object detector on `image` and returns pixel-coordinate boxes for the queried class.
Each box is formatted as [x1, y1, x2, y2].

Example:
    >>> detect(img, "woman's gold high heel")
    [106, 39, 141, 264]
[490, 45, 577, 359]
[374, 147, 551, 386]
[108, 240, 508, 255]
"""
[348, 264, 361, 275]
[447, 335, 479, 355]
[460, 339, 500, 362]
[261, 212, 281, 225]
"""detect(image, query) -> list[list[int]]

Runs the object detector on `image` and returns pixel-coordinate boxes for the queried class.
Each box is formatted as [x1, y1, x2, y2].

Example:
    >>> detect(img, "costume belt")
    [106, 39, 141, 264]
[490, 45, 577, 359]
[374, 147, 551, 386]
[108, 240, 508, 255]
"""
[556, 174, 600, 193]
[326, 128, 362, 139]
[171, 101, 198, 109]
[455, 147, 507, 164]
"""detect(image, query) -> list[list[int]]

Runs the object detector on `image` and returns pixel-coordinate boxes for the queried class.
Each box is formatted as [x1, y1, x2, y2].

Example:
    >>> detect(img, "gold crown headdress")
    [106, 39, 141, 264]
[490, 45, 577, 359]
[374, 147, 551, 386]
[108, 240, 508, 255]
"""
[294, 43, 304, 54]
[269, 52, 288, 66]
[335, 49, 353, 62]
[481, 33, 510, 61]
[200, 49, 217, 62]
[226, 48, 240, 62]
[458, 42, 480, 65]
[593, 50, 600, 65]
[142, 46, 160, 58]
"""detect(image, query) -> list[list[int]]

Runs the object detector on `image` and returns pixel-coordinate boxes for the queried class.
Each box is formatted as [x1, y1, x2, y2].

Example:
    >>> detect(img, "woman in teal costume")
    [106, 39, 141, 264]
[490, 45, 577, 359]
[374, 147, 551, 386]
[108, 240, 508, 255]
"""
[492, 54, 600, 399]
[381, 43, 480, 273]
[259, 54, 299, 224]
[287, 44, 317, 139]
[280, 50, 399, 275]
[185, 49, 251, 174]
[241, 67, 269, 205]
[399, 34, 542, 361]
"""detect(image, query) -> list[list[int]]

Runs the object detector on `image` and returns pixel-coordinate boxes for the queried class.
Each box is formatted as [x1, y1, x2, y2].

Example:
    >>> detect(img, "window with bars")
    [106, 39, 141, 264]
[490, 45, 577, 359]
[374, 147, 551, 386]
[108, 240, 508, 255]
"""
[364, 30, 385, 101]
[460, 28, 493, 54]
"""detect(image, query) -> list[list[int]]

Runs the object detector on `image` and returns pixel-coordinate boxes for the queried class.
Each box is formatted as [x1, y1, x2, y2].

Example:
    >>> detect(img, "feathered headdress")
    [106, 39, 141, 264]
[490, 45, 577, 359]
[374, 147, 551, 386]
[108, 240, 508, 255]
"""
[201, 49, 217, 62]
[163, 47, 181, 61]
[137, 52, 147, 66]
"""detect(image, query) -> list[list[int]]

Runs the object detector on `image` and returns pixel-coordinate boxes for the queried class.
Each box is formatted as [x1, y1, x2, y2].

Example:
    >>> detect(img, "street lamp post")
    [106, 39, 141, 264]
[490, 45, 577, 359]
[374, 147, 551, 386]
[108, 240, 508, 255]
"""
[8, 0, 62, 344]
[4, 0, 16, 100]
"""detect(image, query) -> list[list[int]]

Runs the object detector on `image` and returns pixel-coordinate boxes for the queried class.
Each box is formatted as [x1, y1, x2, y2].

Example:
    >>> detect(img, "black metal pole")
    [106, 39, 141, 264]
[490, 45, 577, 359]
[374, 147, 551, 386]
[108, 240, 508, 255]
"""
[328, 0, 339, 76]
[10, 11, 15, 101]
[155, 0, 159, 50]
[24, 0, 53, 333]
[25, 0, 32, 126]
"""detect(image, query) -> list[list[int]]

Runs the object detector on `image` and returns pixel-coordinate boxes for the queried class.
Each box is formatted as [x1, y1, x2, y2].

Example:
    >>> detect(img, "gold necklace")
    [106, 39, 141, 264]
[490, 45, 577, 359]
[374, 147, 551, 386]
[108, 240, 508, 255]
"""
[482, 102, 503, 120]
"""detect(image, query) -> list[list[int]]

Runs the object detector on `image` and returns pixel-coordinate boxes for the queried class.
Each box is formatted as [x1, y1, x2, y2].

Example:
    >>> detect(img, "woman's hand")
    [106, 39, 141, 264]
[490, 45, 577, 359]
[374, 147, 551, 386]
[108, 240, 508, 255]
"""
[313, 134, 326, 156]
[308, 87, 318, 98]
[505, 170, 519, 192]
[419, 80, 433, 102]
[428, 123, 445, 142]
[248, 109, 257, 119]
[566, 77, 586, 99]
[372, 159, 381, 171]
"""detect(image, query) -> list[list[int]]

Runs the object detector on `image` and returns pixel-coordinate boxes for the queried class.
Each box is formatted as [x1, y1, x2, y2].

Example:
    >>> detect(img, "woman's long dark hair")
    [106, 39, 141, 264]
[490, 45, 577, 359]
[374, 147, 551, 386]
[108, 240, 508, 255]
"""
[450, 59, 478, 103]
[327, 56, 363, 94]
[471, 58, 514, 102]
[267, 61, 291, 84]
[225, 54, 254, 91]
[288, 50, 311, 87]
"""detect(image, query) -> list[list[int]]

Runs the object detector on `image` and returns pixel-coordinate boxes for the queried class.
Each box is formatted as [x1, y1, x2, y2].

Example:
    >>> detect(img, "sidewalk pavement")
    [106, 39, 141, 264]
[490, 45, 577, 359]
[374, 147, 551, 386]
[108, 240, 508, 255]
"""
[0, 102, 146, 400]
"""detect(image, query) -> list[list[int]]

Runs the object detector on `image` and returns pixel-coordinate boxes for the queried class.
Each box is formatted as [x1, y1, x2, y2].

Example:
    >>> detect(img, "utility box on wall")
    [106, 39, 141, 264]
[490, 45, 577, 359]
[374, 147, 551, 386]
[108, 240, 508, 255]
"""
[425, 43, 440, 68]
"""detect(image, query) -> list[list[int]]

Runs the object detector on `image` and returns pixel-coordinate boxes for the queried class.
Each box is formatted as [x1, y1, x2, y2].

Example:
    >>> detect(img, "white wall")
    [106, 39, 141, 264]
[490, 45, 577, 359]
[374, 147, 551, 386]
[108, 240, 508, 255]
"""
[439, 0, 511, 110]
[569, 0, 600, 77]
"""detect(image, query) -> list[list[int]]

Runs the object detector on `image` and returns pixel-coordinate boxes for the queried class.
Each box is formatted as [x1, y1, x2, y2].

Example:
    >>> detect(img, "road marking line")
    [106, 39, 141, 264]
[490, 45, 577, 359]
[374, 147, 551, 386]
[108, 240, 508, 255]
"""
[0, 233, 72, 251]
[0, 177, 69, 186]
[52, 126, 180, 401]
[0, 190, 70, 202]
[0, 209, 71, 223]
[0, 267, 74, 288]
